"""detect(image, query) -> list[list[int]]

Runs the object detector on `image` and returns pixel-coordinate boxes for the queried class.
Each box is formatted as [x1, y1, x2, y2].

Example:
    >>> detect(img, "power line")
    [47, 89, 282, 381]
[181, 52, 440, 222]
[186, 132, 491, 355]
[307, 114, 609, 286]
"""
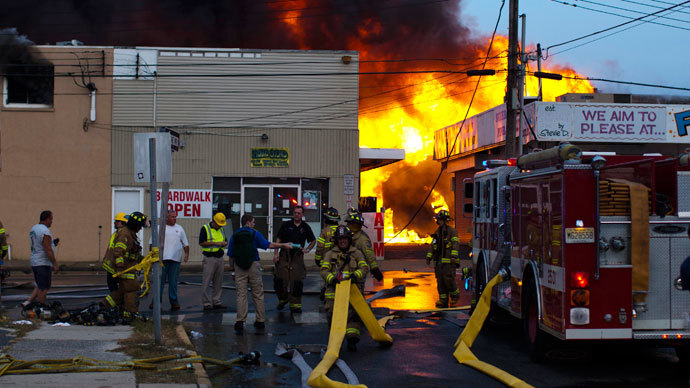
[574, 0, 690, 24]
[556, 73, 690, 92]
[547, 0, 690, 53]
[616, 0, 690, 15]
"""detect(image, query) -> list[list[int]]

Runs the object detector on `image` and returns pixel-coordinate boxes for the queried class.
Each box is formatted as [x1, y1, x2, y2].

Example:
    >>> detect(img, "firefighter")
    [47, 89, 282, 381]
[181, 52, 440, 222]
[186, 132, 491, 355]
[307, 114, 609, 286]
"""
[102, 212, 129, 292]
[274, 206, 316, 313]
[345, 211, 384, 282]
[0, 219, 7, 260]
[426, 210, 460, 308]
[315, 207, 340, 301]
[102, 211, 146, 323]
[321, 225, 369, 352]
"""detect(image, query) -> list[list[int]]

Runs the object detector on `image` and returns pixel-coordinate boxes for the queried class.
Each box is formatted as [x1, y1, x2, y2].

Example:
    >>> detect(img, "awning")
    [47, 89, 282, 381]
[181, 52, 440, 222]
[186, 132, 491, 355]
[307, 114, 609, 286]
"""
[359, 148, 405, 172]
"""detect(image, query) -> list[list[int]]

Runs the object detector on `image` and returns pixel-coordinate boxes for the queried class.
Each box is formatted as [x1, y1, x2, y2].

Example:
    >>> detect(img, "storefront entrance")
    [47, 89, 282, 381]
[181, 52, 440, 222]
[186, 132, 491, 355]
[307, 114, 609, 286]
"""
[241, 184, 300, 241]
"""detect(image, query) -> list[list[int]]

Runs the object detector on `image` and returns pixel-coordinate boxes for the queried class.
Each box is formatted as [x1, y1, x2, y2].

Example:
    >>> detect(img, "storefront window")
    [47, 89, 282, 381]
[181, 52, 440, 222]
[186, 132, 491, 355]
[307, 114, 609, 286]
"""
[213, 177, 241, 233]
[302, 178, 329, 233]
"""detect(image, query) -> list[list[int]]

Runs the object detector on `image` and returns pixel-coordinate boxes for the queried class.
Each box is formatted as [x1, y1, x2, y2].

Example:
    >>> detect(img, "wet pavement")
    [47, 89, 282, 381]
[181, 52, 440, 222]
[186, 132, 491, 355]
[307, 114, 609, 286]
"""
[2, 261, 689, 387]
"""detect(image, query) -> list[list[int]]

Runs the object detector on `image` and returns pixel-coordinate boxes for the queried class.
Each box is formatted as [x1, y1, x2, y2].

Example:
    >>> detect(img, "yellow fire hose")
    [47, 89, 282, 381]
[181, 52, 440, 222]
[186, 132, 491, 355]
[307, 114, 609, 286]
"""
[306, 279, 393, 388]
[0, 353, 255, 376]
[453, 273, 533, 388]
[112, 247, 163, 298]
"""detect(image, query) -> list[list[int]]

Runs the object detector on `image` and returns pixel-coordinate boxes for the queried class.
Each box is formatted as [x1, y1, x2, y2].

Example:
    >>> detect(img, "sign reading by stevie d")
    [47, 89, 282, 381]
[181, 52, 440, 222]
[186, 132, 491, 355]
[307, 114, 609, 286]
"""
[251, 148, 289, 167]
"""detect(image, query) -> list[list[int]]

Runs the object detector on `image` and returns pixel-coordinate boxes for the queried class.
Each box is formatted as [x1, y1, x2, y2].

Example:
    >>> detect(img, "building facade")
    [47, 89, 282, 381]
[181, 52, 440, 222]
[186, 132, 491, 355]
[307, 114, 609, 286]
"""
[0, 46, 114, 262]
[1, 45, 360, 262]
[111, 47, 360, 261]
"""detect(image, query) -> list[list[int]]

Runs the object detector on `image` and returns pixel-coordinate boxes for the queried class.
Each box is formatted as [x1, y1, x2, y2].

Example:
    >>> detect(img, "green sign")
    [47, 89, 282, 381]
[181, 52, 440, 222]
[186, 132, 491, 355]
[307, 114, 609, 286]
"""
[251, 148, 289, 167]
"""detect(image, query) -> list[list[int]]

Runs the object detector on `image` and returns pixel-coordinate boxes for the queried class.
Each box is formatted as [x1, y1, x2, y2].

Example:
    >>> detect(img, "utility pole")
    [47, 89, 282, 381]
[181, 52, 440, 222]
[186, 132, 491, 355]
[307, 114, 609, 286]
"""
[505, 0, 519, 158]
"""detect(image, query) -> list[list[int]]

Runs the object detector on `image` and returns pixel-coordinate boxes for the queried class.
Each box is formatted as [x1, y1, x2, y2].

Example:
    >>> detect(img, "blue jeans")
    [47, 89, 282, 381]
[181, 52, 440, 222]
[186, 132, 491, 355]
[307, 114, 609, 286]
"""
[160, 260, 181, 303]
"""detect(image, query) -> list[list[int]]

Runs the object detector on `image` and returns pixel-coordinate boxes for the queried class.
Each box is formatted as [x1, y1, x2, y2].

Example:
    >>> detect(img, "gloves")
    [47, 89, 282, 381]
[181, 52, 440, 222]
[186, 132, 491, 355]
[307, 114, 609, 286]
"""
[328, 274, 340, 286]
[371, 267, 384, 281]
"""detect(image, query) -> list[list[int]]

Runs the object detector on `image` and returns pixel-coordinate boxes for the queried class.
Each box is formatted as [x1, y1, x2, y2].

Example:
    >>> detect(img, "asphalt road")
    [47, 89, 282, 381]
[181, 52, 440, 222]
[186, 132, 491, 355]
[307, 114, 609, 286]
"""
[2, 266, 689, 387]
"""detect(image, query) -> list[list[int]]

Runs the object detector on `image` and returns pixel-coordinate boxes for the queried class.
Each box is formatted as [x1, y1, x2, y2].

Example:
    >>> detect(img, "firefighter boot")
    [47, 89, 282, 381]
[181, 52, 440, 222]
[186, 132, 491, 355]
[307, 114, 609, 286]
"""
[435, 299, 448, 308]
[449, 289, 460, 306]
[346, 336, 359, 352]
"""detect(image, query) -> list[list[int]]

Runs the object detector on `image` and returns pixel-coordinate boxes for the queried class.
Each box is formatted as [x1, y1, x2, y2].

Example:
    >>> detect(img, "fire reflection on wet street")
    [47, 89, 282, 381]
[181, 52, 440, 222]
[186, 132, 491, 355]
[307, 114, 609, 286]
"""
[368, 270, 438, 310]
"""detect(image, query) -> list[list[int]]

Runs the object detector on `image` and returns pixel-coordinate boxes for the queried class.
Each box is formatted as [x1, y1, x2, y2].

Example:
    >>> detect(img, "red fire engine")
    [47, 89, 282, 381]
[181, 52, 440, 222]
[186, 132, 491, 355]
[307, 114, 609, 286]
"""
[469, 144, 690, 361]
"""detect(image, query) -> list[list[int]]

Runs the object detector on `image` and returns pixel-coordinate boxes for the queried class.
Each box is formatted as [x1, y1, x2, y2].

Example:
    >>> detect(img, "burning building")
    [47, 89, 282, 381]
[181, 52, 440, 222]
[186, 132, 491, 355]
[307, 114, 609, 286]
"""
[1, 0, 598, 251]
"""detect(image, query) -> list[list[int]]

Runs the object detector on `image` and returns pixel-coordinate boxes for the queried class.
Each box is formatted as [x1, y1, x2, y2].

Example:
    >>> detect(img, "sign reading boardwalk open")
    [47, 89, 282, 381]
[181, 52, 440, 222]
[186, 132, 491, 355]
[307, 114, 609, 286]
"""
[251, 148, 289, 167]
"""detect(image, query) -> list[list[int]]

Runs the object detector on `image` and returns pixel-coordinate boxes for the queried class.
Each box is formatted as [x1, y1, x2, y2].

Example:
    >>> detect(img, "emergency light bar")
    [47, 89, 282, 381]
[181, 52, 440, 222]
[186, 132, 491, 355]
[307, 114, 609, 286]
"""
[482, 158, 516, 169]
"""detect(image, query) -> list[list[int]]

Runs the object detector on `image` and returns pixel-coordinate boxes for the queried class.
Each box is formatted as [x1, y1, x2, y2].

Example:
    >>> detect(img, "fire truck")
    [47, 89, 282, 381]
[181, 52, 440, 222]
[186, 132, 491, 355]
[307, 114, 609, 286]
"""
[469, 143, 690, 361]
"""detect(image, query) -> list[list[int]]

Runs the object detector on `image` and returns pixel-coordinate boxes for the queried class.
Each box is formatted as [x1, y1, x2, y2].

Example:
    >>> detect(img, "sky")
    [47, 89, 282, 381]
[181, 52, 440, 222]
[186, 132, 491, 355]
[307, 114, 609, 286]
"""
[461, 0, 689, 96]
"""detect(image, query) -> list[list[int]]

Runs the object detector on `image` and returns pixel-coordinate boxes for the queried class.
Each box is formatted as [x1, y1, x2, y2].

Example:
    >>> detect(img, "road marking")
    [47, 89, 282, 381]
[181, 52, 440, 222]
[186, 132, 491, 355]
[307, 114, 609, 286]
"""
[292, 312, 328, 324]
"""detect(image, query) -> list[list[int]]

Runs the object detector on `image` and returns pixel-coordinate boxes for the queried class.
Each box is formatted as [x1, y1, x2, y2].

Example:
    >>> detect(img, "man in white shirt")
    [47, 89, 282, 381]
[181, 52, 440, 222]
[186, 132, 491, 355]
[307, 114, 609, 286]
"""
[151, 211, 189, 311]
[28, 210, 58, 305]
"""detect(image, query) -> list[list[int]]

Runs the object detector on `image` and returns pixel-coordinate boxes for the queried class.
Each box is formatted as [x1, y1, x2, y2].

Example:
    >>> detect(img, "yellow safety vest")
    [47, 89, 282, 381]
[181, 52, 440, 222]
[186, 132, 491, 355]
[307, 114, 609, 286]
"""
[202, 224, 226, 253]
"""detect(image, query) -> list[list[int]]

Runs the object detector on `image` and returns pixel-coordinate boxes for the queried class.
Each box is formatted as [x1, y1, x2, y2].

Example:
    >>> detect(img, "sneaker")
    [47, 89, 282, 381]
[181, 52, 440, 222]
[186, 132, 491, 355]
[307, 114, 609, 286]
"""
[234, 321, 244, 333]
[253, 321, 265, 329]
[213, 304, 227, 310]
[170, 302, 181, 311]
[203, 305, 213, 312]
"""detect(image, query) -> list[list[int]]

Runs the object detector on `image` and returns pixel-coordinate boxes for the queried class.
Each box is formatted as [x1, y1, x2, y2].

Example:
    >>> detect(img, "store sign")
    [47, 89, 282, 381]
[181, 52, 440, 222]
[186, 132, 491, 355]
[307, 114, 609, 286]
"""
[156, 189, 212, 218]
[251, 148, 289, 167]
[362, 212, 385, 261]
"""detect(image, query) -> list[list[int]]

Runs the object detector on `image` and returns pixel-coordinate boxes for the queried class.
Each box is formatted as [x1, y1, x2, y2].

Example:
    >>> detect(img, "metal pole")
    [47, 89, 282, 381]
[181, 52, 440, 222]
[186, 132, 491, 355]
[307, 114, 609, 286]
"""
[537, 43, 543, 101]
[505, 0, 519, 159]
[149, 138, 162, 344]
[156, 126, 170, 328]
[517, 13, 526, 156]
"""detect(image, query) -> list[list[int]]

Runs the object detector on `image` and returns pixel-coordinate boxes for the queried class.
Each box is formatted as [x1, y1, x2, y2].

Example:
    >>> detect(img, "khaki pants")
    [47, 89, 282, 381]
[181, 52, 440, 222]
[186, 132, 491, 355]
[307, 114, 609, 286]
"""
[202, 256, 224, 307]
[236, 261, 265, 323]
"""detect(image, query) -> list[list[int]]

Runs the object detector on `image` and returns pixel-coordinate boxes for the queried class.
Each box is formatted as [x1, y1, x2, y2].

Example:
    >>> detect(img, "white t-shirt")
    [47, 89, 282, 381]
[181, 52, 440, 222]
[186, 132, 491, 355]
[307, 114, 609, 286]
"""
[30, 223, 53, 267]
[158, 224, 189, 262]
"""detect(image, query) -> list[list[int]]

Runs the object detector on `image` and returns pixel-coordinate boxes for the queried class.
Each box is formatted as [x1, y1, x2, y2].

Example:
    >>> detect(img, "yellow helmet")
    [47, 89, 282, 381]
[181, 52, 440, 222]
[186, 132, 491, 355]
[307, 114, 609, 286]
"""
[114, 212, 128, 222]
[213, 212, 227, 226]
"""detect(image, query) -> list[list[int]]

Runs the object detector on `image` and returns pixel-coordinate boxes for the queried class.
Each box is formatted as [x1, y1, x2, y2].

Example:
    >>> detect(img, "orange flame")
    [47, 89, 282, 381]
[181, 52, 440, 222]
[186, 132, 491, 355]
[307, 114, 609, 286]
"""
[268, 6, 593, 243]
[360, 36, 593, 243]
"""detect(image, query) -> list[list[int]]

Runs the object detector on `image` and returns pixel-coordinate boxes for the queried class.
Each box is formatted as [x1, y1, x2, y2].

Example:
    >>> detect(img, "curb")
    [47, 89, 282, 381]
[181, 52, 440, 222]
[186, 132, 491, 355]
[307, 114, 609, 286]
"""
[176, 324, 212, 388]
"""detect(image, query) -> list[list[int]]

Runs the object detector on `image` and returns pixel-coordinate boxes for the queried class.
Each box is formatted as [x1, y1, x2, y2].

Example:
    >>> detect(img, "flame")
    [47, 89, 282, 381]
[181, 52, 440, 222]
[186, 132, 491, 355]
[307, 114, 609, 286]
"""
[359, 36, 593, 243]
[268, 9, 593, 244]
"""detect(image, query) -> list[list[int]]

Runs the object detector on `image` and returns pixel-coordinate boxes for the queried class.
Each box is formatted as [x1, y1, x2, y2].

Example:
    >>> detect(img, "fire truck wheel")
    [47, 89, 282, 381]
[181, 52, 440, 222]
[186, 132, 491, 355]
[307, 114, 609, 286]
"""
[675, 345, 690, 366]
[522, 278, 547, 362]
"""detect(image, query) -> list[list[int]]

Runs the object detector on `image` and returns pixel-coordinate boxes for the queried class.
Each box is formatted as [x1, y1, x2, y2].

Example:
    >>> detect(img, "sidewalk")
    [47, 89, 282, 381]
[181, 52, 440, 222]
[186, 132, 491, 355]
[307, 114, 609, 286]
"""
[0, 323, 206, 388]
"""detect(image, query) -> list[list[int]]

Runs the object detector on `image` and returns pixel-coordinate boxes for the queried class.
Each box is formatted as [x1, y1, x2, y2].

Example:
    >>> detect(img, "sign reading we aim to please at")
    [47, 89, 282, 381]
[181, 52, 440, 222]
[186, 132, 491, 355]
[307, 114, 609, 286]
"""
[251, 148, 289, 167]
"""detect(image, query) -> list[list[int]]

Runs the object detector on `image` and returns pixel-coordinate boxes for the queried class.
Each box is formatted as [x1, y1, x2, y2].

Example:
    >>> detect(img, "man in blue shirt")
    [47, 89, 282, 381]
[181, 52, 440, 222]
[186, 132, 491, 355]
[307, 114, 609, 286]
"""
[228, 214, 291, 333]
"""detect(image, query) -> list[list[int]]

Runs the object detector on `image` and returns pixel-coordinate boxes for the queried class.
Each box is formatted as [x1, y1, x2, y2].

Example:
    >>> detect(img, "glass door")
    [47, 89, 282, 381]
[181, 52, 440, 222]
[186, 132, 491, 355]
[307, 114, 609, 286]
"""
[272, 185, 301, 241]
[242, 186, 270, 240]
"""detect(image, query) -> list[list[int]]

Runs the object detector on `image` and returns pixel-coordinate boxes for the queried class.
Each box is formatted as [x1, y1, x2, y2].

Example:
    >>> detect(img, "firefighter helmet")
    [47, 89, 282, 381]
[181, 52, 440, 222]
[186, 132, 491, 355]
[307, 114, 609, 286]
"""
[334, 225, 352, 241]
[127, 212, 147, 229]
[346, 212, 364, 226]
[324, 207, 340, 222]
[435, 210, 451, 221]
